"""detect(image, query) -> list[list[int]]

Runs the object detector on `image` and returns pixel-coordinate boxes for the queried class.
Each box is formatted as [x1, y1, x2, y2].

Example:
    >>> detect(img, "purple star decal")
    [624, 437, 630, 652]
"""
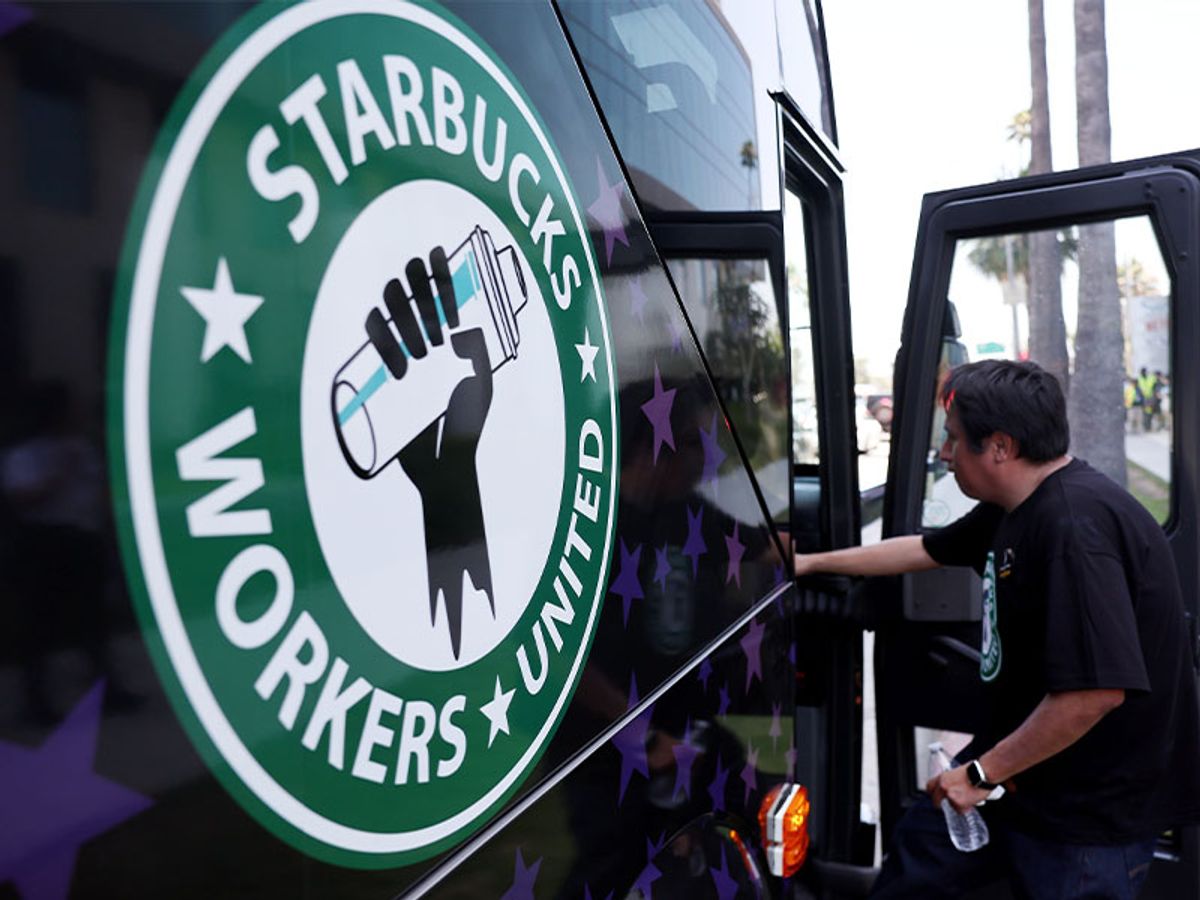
[672, 719, 702, 801]
[740, 616, 764, 692]
[630, 834, 665, 899]
[773, 563, 788, 615]
[653, 544, 670, 592]
[697, 657, 713, 692]
[683, 504, 706, 576]
[708, 754, 729, 811]
[667, 315, 687, 353]
[587, 158, 629, 265]
[769, 702, 783, 751]
[613, 674, 653, 805]
[0, 682, 152, 900]
[789, 641, 797, 666]
[724, 521, 746, 588]
[717, 682, 731, 717]
[740, 743, 760, 805]
[640, 365, 676, 464]
[609, 539, 645, 626]
[0, 3, 32, 39]
[709, 845, 740, 900]
[500, 848, 542, 900]
[700, 414, 727, 489]
[630, 276, 649, 323]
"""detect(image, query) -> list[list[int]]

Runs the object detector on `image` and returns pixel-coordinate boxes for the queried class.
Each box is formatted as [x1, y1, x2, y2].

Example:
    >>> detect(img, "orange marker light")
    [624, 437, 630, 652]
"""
[758, 782, 811, 877]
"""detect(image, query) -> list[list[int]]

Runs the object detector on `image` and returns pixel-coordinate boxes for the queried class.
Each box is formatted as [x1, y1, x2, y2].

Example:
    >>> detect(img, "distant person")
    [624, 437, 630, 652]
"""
[1152, 370, 1169, 432]
[1124, 376, 1141, 433]
[796, 360, 1200, 899]
[1137, 367, 1158, 433]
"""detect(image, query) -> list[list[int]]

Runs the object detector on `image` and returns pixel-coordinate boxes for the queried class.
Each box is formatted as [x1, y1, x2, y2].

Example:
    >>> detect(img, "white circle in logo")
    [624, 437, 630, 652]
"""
[300, 180, 566, 670]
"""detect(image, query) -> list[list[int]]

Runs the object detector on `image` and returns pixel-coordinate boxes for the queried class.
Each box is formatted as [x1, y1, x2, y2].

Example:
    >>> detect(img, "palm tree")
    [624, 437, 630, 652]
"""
[965, 218, 1076, 363]
[1008, 109, 1032, 146]
[1026, 0, 1071, 394]
[1117, 257, 1160, 298]
[1070, 0, 1126, 485]
[740, 140, 758, 208]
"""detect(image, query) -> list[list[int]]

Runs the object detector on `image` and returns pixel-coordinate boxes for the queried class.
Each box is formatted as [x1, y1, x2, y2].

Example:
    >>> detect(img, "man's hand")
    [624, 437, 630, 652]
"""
[794, 552, 817, 577]
[793, 535, 939, 578]
[364, 247, 497, 661]
[927, 764, 991, 814]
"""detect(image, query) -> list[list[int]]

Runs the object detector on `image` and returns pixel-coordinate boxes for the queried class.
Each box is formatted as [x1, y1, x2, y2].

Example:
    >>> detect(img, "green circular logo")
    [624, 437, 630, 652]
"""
[110, 0, 617, 868]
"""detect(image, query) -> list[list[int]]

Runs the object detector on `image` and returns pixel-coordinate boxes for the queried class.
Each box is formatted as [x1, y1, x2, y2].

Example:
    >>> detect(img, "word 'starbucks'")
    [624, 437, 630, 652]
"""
[247, 53, 583, 313]
[112, 2, 616, 869]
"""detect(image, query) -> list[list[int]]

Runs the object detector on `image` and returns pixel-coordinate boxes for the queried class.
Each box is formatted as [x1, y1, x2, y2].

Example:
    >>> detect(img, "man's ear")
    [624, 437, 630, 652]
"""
[990, 432, 1017, 462]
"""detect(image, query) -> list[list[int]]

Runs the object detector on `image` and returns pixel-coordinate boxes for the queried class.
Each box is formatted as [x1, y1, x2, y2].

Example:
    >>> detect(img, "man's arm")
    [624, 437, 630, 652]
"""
[795, 534, 940, 578]
[930, 688, 1125, 813]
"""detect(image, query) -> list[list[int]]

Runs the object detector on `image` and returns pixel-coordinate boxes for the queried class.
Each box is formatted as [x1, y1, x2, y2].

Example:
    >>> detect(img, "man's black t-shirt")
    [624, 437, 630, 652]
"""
[923, 459, 1200, 843]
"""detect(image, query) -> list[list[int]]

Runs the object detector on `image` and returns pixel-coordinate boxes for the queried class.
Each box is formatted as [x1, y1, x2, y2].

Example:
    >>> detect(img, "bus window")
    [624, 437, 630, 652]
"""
[665, 255, 790, 521]
[776, 0, 835, 139]
[559, 0, 775, 211]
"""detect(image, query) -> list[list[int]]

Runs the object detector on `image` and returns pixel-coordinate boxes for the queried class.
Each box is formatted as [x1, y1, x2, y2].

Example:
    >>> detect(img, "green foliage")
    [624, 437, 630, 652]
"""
[1128, 459, 1169, 523]
[703, 261, 787, 465]
[966, 229, 1078, 283]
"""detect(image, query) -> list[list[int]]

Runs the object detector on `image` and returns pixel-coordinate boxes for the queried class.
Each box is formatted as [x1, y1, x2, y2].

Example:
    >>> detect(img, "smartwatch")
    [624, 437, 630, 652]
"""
[966, 759, 998, 791]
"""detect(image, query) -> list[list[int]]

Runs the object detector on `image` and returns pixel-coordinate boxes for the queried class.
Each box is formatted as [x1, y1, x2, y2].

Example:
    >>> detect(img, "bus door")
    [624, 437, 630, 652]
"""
[875, 151, 1200, 898]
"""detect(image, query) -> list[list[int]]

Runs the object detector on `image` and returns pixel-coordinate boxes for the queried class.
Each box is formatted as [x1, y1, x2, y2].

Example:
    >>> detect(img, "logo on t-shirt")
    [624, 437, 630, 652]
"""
[998, 547, 1014, 579]
[981, 551, 1002, 681]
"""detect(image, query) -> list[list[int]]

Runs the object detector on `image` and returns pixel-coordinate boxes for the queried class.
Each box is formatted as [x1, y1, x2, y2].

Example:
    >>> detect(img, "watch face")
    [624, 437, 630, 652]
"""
[968, 761, 985, 787]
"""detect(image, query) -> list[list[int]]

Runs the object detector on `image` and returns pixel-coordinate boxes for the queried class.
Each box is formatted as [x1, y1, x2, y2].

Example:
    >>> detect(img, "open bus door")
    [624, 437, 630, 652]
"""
[875, 151, 1200, 898]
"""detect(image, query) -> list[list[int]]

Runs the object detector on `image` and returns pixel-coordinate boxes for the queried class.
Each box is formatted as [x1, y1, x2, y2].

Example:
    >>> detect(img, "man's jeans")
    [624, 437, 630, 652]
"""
[870, 796, 1157, 899]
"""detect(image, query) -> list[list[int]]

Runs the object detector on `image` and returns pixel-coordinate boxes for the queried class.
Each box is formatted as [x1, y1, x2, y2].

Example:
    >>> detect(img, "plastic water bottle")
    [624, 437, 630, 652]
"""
[928, 742, 989, 852]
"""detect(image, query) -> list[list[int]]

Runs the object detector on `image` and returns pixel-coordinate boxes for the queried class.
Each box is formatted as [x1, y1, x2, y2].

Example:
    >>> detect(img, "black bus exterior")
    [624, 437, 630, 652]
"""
[2, 3, 1198, 899]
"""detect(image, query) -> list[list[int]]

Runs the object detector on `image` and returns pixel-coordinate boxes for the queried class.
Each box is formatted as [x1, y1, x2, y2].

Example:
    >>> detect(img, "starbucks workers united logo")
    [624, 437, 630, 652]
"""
[112, 0, 617, 867]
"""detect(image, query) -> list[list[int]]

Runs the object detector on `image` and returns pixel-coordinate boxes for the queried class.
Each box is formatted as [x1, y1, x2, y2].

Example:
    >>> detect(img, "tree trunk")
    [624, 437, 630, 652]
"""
[1026, 0, 1070, 394]
[1070, 0, 1126, 485]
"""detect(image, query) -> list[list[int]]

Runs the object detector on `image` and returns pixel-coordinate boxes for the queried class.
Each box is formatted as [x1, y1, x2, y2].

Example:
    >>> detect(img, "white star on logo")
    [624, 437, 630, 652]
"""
[480, 676, 515, 748]
[180, 258, 264, 364]
[575, 328, 600, 383]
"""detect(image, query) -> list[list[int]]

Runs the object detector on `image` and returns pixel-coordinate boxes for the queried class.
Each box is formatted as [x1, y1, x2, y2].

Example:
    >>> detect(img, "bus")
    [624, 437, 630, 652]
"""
[0, 2, 1195, 898]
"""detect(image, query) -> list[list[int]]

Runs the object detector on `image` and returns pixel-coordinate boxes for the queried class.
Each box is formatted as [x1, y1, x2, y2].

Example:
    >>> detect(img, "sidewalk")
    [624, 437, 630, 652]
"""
[1125, 430, 1171, 482]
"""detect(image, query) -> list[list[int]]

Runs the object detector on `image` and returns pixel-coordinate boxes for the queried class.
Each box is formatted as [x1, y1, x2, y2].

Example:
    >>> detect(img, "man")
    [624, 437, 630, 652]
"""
[1138, 367, 1158, 433]
[796, 360, 1200, 899]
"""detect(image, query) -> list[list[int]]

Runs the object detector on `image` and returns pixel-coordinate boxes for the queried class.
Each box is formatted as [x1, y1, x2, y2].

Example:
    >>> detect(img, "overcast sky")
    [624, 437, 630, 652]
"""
[821, 0, 1200, 378]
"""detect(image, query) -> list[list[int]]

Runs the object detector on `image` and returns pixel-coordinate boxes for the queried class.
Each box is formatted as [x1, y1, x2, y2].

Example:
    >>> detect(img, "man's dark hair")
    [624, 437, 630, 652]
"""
[941, 360, 1068, 462]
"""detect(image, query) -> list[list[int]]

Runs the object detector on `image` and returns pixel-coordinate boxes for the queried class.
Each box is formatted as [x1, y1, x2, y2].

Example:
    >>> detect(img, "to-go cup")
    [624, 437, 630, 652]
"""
[331, 226, 527, 478]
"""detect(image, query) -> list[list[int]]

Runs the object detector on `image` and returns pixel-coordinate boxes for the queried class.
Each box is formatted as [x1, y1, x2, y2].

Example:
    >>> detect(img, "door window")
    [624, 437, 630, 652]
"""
[786, 188, 819, 469]
[923, 215, 1172, 526]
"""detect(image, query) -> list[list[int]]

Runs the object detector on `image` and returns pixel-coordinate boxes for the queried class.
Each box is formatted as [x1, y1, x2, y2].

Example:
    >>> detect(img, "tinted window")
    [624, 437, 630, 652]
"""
[665, 256, 790, 521]
[776, 0, 834, 139]
[561, 0, 771, 211]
